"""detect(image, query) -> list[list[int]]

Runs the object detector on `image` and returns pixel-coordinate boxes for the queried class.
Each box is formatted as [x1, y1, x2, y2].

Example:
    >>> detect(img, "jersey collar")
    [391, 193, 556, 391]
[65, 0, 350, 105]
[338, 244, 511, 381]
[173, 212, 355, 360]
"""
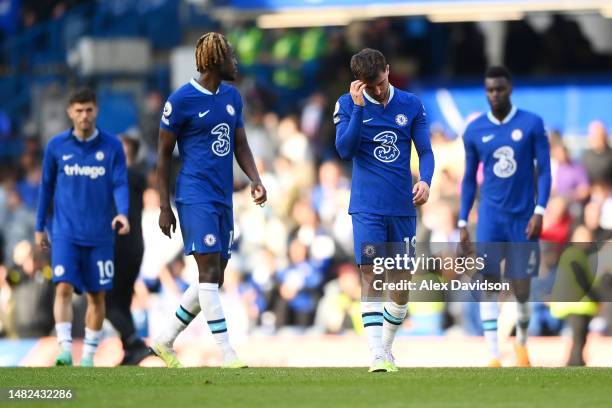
[72, 128, 99, 143]
[363, 84, 394, 105]
[487, 105, 517, 125]
[190, 78, 221, 95]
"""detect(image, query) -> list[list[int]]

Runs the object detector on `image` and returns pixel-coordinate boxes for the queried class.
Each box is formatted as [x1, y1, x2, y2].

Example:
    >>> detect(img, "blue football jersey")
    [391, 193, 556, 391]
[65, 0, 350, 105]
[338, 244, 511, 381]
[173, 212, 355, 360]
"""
[334, 85, 434, 216]
[459, 106, 551, 221]
[160, 79, 244, 208]
[36, 129, 129, 245]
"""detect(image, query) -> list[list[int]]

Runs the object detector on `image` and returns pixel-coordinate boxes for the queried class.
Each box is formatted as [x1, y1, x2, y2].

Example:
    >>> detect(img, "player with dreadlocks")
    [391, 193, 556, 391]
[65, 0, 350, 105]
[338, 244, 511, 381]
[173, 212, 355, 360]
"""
[151, 32, 267, 368]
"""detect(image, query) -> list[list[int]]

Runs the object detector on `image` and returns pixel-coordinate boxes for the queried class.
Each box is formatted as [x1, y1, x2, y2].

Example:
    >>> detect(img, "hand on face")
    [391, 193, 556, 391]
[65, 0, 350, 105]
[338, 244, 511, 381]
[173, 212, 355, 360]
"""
[350, 80, 366, 106]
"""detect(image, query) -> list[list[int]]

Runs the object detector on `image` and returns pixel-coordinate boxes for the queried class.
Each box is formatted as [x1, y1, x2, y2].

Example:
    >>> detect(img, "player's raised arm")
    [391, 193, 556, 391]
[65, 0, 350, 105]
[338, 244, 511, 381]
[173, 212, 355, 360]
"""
[334, 81, 366, 160]
[235, 127, 267, 206]
[458, 130, 479, 235]
[411, 102, 434, 205]
[111, 141, 130, 235]
[157, 128, 178, 238]
[35, 141, 57, 250]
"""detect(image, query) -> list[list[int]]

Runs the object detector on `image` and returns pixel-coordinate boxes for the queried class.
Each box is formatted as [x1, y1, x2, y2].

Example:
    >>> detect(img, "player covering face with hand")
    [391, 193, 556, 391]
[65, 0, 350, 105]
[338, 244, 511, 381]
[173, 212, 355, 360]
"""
[334, 48, 435, 372]
[151, 32, 266, 368]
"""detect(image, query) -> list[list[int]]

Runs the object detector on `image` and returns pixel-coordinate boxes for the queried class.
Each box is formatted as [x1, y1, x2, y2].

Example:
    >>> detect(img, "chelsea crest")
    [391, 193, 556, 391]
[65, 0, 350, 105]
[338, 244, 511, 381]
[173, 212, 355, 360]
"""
[395, 114, 408, 126]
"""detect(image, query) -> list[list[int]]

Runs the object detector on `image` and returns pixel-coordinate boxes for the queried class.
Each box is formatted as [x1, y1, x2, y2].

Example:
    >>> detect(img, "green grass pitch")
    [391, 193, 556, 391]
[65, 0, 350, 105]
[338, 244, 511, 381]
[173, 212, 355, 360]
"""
[1, 367, 611, 407]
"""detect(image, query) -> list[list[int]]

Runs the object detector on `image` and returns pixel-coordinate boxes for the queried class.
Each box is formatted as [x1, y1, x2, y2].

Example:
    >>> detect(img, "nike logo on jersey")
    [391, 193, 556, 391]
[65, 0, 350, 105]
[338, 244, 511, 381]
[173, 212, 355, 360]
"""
[199, 110, 210, 118]
[363, 118, 373, 123]
[482, 134, 495, 143]
[62, 154, 74, 161]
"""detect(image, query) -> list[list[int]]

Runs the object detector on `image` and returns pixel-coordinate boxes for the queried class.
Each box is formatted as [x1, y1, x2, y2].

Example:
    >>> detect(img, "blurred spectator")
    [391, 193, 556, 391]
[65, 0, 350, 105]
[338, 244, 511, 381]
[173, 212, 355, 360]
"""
[527, 302, 562, 337]
[600, 194, 612, 232]
[5, 240, 54, 338]
[106, 133, 150, 365]
[424, 127, 463, 204]
[246, 248, 279, 320]
[299, 27, 327, 84]
[0, 112, 12, 146]
[311, 161, 349, 227]
[314, 263, 361, 334]
[158, 254, 190, 299]
[290, 197, 336, 269]
[548, 129, 563, 149]
[278, 115, 313, 168]
[597, 241, 612, 335]
[242, 110, 276, 169]
[271, 29, 302, 109]
[273, 238, 324, 328]
[1, 187, 35, 263]
[15, 159, 41, 212]
[540, 196, 572, 244]
[423, 201, 459, 243]
[551, 142, 590, 204]
[300, 93, 327, 143]
[228, 24, 264, 69]
[139, 90, 163, 165]
[0, 171, 10, 235]
[0, 263, 8, 337]
[550, 227, 599, 366]
[582, 121, 612, 190]
[139, 188, 183, 292]
[583, 200, 612, 242]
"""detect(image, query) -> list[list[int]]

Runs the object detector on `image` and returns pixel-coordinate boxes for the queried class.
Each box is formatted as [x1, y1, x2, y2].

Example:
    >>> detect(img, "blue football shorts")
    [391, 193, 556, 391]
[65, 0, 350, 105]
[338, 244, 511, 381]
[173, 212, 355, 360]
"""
[476, 205, 540, 280]
[176, 202, 234, 259]
[51, 239, 114, 294]
[351, 212, 416, 265]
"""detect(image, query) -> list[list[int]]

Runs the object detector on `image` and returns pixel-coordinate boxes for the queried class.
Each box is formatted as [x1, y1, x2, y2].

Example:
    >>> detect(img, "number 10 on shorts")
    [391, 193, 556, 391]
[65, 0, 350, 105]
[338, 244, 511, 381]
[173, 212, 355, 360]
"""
[97, 260, 114, 284]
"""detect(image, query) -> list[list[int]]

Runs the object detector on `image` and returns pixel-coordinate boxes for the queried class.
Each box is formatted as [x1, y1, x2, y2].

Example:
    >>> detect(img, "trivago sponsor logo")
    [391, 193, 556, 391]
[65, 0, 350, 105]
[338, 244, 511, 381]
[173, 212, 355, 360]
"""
[63, 164, 106, 179]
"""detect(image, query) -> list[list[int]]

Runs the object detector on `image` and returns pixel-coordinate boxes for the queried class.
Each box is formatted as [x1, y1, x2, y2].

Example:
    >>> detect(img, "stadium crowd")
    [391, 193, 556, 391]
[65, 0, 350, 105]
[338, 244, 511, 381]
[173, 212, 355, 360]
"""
[1, 7, 612, 354]
[1, 99, 611, 342]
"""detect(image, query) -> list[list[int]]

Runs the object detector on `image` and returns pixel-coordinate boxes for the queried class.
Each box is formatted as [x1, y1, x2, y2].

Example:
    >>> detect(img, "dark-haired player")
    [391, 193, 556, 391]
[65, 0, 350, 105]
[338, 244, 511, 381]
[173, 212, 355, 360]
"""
[152, 32, 266, 368]
[105, 133, 150, 365]
[459, 66, 551, 367]
[35, 88, 130, 367]
[334, 48, 435, 372]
